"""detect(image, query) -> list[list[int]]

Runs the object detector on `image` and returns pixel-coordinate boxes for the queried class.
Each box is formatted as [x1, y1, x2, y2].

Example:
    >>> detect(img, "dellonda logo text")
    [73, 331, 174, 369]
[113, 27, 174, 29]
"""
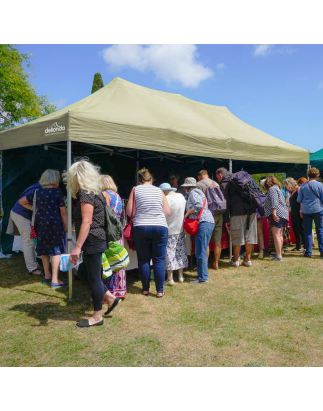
[45, 122, 66, 134]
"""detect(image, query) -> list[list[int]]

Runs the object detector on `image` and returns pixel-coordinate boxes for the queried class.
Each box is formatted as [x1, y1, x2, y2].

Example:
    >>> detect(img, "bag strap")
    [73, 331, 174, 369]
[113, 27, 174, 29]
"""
[197, 198, 207, 222]
[31, 189, 38, 226]
[306, 181, 323, 206]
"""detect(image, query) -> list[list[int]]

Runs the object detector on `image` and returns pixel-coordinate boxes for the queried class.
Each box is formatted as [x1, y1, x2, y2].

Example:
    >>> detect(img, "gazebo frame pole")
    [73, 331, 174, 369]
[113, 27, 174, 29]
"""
[229, 159, 233, 261]
[67, 140, 73, 301]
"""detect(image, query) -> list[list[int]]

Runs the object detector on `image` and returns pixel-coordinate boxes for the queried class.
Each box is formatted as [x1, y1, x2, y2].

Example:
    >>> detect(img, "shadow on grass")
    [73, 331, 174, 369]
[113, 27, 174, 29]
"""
[9, 301, 90, 327]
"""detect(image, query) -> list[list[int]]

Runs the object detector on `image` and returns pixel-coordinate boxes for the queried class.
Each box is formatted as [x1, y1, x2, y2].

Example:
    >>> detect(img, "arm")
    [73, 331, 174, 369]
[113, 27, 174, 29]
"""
[162, 192, 171, 217]
[126, 188, 136, 217]
[70, 202, 94, 262]
[184, 209, 196, 219]
[18, 196, 33, 211]
[60, 206, 68, 232]
[102, 191, 111, 205]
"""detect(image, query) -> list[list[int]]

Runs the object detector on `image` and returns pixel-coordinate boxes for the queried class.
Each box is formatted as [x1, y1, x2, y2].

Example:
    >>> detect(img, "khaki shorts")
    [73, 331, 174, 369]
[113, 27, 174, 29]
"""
[230, 213, 257, 246]
[212, 214, 223, 244]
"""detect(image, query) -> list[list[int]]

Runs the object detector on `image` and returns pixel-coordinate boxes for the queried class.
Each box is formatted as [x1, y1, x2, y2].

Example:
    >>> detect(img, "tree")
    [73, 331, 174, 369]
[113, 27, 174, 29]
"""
[91, 73, 104, 94]
[0, 44, 56, 131]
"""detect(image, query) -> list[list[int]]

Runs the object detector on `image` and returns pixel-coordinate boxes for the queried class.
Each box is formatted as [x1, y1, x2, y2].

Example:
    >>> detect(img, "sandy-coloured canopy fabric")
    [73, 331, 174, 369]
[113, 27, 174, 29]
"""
[310, 148, 323, 169]
[0, 77, 309, 164]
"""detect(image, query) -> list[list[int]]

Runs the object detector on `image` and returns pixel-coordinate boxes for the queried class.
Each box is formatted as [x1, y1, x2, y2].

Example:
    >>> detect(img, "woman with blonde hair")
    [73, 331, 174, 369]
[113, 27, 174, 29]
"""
[126, 168, 170, 298]
[264, 176, 289, 261]
[285, 177, 304, 251]
[65, 160, 120, 327]
[100, 174, 127, 299]
[19, 169, 68, 286]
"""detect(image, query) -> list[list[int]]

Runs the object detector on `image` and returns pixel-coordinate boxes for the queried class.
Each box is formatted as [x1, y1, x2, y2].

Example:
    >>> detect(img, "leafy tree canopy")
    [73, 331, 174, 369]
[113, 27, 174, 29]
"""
[0, 44, 56, 131]
[91, 72, 104, 94]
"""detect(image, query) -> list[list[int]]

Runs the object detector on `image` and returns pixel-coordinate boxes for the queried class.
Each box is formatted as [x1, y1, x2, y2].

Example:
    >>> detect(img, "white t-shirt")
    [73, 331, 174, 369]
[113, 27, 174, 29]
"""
[166, 193, 186, 235]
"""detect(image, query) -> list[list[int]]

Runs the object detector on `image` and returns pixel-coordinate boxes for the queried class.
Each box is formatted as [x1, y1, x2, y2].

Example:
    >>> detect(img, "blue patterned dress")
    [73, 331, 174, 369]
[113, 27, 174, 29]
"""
[27, 188, 66, 256]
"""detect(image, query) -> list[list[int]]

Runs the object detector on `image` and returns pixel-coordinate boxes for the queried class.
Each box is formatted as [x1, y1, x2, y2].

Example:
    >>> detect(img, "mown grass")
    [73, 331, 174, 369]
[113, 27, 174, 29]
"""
[1, 246, 323, 367]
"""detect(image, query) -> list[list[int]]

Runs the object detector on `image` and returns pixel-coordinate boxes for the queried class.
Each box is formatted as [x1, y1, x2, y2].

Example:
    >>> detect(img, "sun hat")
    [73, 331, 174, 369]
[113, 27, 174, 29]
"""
[181, 177, 197, 188]
[159, 183, 177, 192]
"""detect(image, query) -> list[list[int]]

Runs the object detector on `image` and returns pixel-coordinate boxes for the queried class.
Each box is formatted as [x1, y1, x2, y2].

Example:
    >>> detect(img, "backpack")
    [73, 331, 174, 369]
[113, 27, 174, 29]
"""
[230, 171, 266, 216]
[200, 180, 227, 215]
[98, 194, 123, 243]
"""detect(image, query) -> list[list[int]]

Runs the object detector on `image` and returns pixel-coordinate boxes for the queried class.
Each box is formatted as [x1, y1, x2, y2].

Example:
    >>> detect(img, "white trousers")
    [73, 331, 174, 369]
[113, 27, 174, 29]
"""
[10, 210, 38, 272]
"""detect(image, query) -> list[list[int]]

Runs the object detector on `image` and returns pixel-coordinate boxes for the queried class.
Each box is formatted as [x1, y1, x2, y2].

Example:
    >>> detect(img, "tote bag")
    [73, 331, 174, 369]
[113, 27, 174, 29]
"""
[30, 190, 38, 244]
[183, 198, 206, 236]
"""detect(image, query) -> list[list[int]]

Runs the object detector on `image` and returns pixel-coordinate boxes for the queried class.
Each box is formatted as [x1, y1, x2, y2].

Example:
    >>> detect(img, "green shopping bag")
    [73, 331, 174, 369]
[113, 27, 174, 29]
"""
[104, 241, 130, 272]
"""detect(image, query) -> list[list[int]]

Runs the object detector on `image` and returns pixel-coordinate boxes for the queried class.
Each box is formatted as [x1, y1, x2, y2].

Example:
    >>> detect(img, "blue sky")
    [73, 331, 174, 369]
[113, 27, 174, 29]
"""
[17, 44, 323, 153]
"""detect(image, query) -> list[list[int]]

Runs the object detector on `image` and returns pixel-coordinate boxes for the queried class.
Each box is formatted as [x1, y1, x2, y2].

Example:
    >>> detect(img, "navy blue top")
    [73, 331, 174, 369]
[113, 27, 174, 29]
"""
[11, 183, 42, 220]
[297, 180, 323, 214]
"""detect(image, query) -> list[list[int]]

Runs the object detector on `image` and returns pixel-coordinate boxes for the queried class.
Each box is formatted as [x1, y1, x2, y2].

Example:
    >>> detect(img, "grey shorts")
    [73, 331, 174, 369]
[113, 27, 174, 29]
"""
[230, 213, 257, 246]
[212, 214, 223, 243]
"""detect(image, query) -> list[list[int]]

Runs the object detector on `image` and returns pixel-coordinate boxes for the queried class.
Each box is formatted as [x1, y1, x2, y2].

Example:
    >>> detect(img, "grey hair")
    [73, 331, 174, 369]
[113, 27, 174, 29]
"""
[39, 169, 61, 186]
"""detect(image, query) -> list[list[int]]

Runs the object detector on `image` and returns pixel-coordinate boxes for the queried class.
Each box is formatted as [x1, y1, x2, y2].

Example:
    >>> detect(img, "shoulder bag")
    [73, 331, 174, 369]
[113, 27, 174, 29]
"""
[124, 188, 136, 250]
[30, 190, 38, 244]
[183, 198, 206, 236]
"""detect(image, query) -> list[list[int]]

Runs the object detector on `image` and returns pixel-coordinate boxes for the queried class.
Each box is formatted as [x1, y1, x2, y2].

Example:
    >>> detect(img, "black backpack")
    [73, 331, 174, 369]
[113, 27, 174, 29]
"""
[98, 194, 123, 243]
[230, 171, 266, 216]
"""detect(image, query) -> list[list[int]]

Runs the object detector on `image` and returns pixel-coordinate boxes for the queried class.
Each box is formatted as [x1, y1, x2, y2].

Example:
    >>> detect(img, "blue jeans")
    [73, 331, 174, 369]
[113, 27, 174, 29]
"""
[302, 210, 323, 255]
[133, 226, 168, 293]
[195, 221, 215, 282]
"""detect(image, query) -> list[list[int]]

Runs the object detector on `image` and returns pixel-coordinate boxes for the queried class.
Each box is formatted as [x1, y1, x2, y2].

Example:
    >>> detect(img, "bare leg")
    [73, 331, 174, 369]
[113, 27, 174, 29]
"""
[166, 270, 174, 282]
[233, 245, 241, 262]
[272, 227, 283, 259]
[213, 242, 221, 269]
[51, 255, 62, 284]
[244, 244, 253, 262]
[207, 245, 210, 260]
[104, 289, 117, 307]
[42, 255, 51, 279]
[89, 310, 103, 325]
[178, 268, 184, 281]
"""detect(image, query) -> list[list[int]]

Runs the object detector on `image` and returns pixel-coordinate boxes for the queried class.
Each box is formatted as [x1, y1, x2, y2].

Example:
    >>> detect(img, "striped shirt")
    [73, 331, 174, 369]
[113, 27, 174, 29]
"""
[133, 185, 168, 228]
[264, 185, 289, 220]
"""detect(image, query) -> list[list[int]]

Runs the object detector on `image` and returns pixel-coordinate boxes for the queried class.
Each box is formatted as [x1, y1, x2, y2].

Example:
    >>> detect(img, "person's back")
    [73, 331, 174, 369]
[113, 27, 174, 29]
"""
[12, 183, 41, 220]
[166, 193, 186, 235]
[133, 184, 167, 228]
[196, 177, 217, 194]
[298, 180, 323, 214]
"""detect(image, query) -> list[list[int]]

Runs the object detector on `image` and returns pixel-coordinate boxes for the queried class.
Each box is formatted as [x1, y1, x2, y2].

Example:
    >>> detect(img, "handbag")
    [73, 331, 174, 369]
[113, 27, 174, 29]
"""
[124, 188, 135, 250]
[183, 198, 207, 235]
[6, 216, 20, 236]
[103, 241, 130, 272]
[30, 190, 38, 244]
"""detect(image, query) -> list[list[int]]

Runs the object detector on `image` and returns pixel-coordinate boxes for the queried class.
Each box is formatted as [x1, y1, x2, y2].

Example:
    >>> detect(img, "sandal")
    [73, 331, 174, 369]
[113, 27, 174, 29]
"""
[142, 290, 149, 296]
[156, 292, 165, 298]
[29, 269, 43, 276]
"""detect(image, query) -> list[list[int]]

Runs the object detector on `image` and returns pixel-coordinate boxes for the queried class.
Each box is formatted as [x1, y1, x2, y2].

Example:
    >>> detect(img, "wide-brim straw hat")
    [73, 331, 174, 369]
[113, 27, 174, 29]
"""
[181, 177, 197, 188]
[159, 183, 177, 192]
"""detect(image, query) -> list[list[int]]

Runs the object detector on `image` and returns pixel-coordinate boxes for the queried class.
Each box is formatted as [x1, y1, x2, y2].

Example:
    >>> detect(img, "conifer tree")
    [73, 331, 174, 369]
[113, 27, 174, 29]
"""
[91, 73, 104, 93]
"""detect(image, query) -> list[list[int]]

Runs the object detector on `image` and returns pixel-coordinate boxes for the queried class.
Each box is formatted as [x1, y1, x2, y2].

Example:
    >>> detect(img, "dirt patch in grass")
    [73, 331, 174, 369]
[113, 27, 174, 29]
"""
[1, 247, 323, 366]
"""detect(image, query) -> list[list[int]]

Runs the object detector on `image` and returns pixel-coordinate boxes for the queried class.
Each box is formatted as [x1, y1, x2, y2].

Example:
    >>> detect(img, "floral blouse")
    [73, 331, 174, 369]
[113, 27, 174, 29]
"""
[186, 188, 214, 224]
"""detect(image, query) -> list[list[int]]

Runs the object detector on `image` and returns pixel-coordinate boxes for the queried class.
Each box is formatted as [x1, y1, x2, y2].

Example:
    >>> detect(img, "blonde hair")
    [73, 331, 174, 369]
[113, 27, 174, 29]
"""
[138, 167, 153, 183]
[265, 175, 281, 189]
[63, 160, 101, 199]
[39, 169, 61, 186]
[285, 177, 297, 191]
[100, 174, 118, 193]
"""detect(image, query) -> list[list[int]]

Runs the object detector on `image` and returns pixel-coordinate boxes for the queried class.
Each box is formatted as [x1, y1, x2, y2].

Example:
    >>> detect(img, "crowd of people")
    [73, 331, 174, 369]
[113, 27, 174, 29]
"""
[7, 159, 323, 327]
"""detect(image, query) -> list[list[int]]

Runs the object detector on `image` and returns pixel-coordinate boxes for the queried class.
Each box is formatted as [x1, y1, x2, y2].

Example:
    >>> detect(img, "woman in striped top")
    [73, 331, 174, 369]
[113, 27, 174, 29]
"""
[264, 176, 289, 262]
[126, 168, 171, 297]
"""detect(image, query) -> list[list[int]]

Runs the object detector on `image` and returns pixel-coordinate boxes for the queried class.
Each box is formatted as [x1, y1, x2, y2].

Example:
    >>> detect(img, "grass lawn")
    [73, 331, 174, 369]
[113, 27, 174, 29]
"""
[1, 247, 323, 367]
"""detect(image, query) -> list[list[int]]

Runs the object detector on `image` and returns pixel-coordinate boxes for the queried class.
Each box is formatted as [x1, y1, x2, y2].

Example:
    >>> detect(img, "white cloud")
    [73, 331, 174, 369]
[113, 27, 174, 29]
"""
[318, 82, 323, 89]
[54, 98, 67, 109]
[253, 44, 274, 56]
[101, 44, 213, 88]
[253, 44, 296, 57]
[216, 63, 226, 70]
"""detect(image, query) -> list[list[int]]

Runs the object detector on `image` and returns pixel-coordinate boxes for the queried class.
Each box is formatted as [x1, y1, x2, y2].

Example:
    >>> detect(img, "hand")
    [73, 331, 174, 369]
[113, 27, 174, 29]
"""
[300, 212, 303, 219]
[273, 214, 280, 223]
[225, 222, 230, 232]
[184, 212, 190, 219]
[69, 245, 81, 263]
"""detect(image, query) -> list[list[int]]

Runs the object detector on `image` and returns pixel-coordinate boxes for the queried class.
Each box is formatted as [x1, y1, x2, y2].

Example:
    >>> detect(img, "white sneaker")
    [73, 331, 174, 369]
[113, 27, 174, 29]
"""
[190, 280, 208, 284]
[229, 260, 240, 268]
[164, 280, 175, 286]
[242, 260, 252, 267]
[178, 277, 184, 283]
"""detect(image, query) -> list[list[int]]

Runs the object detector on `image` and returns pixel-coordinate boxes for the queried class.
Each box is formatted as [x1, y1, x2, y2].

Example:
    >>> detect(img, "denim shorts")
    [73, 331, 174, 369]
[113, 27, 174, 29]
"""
[268, 215, 288, 228]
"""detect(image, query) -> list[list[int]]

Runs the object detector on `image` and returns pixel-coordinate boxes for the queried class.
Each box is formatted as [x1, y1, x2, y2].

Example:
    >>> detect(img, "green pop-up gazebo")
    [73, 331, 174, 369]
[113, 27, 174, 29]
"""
[310, 148, 323, 171]
[0, 77, 310, 299]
